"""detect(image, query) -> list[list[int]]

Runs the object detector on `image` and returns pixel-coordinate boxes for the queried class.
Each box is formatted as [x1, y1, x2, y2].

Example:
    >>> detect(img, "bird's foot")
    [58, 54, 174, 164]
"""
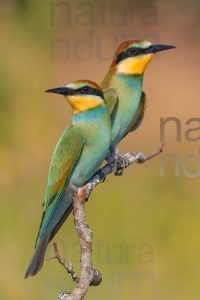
[106, 143, 119, 167]
[114, 153, 131, 176]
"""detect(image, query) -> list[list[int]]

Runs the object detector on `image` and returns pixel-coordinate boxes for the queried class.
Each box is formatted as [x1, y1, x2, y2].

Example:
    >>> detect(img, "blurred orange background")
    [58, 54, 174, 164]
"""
[0, 1, 200, 299]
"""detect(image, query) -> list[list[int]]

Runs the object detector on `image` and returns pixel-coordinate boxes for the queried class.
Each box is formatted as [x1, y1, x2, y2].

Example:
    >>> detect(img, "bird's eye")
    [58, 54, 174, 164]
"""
[128, 48, 136, 54]
[82, 86, 90, 93]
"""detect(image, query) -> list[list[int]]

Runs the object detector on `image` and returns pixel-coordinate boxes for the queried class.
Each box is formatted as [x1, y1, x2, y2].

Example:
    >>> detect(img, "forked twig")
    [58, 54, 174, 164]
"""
[48, 242, 79, 284]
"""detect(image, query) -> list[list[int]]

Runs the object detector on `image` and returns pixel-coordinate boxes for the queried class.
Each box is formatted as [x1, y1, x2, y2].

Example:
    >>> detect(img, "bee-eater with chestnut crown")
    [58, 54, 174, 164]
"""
[102, 40, 176, 145]
[25, 80, 111, 278]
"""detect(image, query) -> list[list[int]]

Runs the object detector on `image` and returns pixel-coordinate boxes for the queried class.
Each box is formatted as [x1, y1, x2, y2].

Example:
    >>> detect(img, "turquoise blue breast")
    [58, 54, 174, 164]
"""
[71, 105, 111, 186]
[110, 74, 143, 144]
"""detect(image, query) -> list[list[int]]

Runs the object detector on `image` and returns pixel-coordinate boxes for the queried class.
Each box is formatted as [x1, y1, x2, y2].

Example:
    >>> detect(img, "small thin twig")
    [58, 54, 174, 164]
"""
[139, 141, 164, 162]
[57, 143, 164, 300]
[48, 242, 79, 284]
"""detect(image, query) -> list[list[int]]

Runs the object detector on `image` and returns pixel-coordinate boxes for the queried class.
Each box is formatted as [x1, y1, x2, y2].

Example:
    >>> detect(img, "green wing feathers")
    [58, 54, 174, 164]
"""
[129, 91, 147, 133]
[104, 88, 147, 137]
[103, 87, 118, 116]
[37, 125, 85, 244]
[25, 125, 85, 278]
[43, 125, 85, 209]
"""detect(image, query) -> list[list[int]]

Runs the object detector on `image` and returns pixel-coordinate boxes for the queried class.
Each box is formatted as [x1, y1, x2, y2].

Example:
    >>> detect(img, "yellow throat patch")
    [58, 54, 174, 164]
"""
[117, 54, 154, 75]
[67, 96, 103, 114]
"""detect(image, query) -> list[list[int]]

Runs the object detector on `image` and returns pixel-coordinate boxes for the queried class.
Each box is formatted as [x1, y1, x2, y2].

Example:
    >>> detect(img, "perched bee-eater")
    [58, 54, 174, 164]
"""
[25, 80, 111, 278]
[102, 40, 176, 145]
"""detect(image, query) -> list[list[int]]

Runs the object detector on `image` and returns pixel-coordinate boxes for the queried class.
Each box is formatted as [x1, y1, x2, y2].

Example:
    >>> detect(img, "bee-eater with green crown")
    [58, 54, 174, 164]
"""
[102, 40, 176, 146]
[25, 80, 111, 278]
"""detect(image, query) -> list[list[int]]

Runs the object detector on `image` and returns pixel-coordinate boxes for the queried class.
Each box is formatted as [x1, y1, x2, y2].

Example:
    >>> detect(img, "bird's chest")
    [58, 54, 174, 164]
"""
[71, 138, 107, 186]
[111, 76, 143, 142]
[71, 117, 110, 186]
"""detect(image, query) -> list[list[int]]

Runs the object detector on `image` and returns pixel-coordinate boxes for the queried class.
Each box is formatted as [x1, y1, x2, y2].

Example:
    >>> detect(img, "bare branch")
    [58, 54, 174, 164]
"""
[58, 187, 102, 300]
[57, 144, 163, 299]
[138, 141, 164, 162]
[114, 142, 164, 175]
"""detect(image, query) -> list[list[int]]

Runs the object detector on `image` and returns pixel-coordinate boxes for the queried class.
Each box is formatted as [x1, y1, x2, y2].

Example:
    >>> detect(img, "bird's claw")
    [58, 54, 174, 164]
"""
[114, 153, 131, 176]
[106, 143, 119, 165]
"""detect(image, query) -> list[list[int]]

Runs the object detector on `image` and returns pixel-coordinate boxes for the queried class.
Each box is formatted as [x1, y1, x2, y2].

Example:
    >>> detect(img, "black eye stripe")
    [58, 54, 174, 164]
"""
[71, 86, 104, 98]
[77, 86, 91, 94]
[116, 47, 149, 64]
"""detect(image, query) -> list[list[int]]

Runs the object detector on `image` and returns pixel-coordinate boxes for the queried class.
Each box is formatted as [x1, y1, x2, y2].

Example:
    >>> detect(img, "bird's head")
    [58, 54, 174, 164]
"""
[45, 80, 105, 114]
[113, 40, 176, 75]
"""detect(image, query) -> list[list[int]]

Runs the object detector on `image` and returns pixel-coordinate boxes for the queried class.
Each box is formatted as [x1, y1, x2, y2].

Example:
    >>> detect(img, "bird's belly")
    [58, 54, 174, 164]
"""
[111, 94, 141, 144]
[109, 75, 143, 144]
[111, 113, 131, 143]
[70, 141, 109, 187]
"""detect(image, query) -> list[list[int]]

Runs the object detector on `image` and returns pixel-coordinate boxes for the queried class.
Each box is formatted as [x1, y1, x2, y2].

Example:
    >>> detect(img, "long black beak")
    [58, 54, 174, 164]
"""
[146, 44, 176, 54]
[45, 87, 72, 95]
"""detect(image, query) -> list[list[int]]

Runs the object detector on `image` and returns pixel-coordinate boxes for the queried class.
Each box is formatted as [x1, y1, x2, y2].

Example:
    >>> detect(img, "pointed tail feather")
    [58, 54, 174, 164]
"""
[25, 186, 76, 278]
[25, 235, 49, 278]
